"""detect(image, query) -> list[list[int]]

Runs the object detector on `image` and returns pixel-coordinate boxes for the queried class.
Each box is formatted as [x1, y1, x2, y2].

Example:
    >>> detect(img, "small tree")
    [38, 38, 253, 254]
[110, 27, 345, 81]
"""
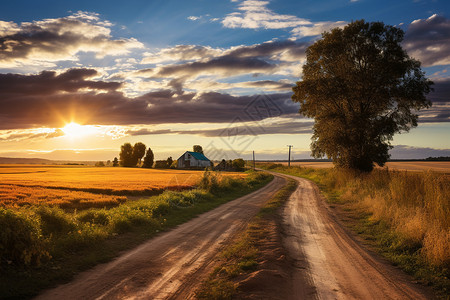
[292, 20, 433, 171]
[112, 157, 119, 167]
[95, 161, 105, 167]
[193, 145, 203, 154]
[167, 156, 173, 167]
[142, 148, 154, 168]
[119, 143, 135, 167]
[132, 142, 146, 166]
[232, 158, 245, 171]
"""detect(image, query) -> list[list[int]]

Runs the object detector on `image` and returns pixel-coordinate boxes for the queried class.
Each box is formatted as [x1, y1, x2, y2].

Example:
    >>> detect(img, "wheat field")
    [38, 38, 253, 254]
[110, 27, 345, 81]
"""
[0, 165, 243, 209]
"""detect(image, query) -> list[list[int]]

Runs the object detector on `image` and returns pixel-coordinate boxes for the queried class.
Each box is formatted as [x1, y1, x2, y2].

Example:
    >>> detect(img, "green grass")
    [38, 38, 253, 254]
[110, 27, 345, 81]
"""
[258, 163, 449, 298]
[0, 170, 273, 300]
[195, 179, 298, 300]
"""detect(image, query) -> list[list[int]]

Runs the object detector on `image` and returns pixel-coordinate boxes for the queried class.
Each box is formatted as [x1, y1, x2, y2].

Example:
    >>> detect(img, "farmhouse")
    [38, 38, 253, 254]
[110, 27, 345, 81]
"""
[177, 151, 212, 169]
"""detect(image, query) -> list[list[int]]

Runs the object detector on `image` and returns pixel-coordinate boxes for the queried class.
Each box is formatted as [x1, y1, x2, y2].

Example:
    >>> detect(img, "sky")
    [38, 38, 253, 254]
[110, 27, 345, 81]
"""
[0, 0, 449, 161]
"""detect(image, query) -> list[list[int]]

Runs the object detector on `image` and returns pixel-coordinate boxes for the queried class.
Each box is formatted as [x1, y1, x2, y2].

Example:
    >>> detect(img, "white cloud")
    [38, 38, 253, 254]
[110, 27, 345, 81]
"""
[0, 11, 143, 68]
[222, 0, 346, 38]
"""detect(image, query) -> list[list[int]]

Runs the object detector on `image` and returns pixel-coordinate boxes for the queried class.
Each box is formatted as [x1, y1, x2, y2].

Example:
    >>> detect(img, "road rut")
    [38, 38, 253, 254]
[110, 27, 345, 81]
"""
[35, 176, 286, 300]
[280, 173, 431, 300]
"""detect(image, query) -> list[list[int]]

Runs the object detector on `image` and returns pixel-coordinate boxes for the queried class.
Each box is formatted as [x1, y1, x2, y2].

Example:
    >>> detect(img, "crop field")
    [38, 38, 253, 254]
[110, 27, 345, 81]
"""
[269, 161, 450, 172]
[0, 165, 244, 209]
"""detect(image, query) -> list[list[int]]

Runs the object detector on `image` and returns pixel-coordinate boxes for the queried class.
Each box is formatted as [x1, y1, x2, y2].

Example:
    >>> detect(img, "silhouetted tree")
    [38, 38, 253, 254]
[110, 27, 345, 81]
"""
[292, 20, 433, 172]
[112, 157, 119, 167]
[193, 145, 203, 154]
[132, 142, 146, 166]
[106, 160, 111, 166]
[142, 148, 154, 168]
[167, 156, 173, 167]
[119, 143, 135, 167]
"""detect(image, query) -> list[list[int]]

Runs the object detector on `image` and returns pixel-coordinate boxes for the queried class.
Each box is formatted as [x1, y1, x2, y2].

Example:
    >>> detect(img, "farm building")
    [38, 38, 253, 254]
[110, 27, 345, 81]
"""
[177, 151, 212, 169]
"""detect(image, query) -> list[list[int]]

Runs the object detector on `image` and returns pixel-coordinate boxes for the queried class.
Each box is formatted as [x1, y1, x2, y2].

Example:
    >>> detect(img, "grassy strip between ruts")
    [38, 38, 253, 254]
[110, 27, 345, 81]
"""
[258, 163, 449, 298]
[195, 178, 298, 300]
[0, 170, 273, 300]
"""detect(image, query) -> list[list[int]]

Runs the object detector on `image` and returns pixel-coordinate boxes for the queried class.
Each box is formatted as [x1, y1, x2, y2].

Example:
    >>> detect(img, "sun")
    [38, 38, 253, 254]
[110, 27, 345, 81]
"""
[62, 122, 97, 139]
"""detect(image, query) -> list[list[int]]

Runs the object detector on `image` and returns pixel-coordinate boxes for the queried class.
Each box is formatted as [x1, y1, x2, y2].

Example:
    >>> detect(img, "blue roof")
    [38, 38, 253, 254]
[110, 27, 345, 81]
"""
[186, 151, 210, 161]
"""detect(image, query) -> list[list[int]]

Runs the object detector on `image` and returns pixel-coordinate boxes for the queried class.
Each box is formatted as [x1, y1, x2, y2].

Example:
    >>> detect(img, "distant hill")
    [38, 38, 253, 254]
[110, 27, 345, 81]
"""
[0, 157, 95, 165]
[0, 157, 54, 164]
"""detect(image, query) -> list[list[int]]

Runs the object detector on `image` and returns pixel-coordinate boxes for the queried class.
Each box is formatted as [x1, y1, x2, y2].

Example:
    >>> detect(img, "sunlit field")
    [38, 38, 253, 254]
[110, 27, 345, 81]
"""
[0, 165, 245, 209]
[269, 161, 450, 172]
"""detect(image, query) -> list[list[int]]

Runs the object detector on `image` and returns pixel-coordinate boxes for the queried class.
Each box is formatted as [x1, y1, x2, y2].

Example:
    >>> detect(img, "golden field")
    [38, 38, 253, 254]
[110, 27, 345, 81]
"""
[271, 161, 450, 172]
[0, 165, 245, 209]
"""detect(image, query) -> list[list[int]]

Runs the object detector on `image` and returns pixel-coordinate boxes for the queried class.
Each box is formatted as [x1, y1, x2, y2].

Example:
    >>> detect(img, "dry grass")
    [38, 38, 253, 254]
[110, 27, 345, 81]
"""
[342, 170, 450, 266]
[264, 161, 450, 172]
[0, 165, 246, 210]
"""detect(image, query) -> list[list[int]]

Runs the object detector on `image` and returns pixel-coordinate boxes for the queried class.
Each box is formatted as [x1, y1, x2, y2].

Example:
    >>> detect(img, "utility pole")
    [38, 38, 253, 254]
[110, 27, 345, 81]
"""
[252, 151, 255, 170]
[287, 145, 293, 167]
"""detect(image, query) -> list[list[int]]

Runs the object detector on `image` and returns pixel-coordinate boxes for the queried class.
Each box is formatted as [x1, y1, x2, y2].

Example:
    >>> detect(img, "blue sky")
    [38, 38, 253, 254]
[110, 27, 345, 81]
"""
[0, 0, 449, 161]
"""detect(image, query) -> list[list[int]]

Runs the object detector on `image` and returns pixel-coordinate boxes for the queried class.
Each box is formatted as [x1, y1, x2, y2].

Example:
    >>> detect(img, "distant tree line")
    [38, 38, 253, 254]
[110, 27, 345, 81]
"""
[93, 143, 247, 171]
[425, 156, 450, 161]
[112, 142, 176, 168]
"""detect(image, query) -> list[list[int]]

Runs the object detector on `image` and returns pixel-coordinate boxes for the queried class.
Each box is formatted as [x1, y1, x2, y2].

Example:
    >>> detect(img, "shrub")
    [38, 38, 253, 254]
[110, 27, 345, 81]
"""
[77, 209, 110, 225]
[0, 208, 49, 266]
[35, 206, 76, 236]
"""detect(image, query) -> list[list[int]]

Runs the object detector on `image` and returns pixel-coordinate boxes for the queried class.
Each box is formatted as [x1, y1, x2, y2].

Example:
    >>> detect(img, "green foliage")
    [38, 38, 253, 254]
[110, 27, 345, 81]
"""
[292, 20, 433, 172]
[142, 148, 154, 168]
[35, 206, 76, 236]
[0, 208, 49, 266]
[231, 158, 245, 171]
[77, 209, 110, 225]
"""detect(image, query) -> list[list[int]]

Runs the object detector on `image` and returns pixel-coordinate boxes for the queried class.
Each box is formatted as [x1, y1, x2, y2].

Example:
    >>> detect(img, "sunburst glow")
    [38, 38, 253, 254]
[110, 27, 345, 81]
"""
[62, 122, 97, 139]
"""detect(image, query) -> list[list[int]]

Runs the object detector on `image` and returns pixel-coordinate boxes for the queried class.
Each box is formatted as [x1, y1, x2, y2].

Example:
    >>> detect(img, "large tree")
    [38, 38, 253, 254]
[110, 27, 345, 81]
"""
[119, 143, 135, 167]
[132, 142, 146, 166]
[292, 20, 433, 172]
[142, 148, 154, 168]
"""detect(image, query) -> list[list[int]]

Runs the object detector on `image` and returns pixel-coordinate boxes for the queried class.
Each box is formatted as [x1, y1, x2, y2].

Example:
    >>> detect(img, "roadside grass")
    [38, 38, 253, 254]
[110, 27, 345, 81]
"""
[259, 163, 449, 297]
[195, 179, 298, 300]
[0, 170, 273, 300]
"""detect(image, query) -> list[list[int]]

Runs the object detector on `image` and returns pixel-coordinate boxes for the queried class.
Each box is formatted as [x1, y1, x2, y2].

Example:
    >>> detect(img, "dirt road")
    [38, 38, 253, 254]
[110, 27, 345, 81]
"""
[35, 176, 286, 300]
[280, 173, 431, 300]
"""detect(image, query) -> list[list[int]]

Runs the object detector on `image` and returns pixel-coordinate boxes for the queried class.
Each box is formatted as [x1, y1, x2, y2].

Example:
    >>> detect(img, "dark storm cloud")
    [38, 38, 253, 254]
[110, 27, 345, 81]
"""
[0, 68, 121, 95]
[0, 68, 298, 129]
[127, 121, 313, 137]
[140, 56, 277, 79]
[404, 14, 450, 67]
[136, 40, 309, 80]
[420, 79, 450, 123]
[226, 40, 309, 61]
